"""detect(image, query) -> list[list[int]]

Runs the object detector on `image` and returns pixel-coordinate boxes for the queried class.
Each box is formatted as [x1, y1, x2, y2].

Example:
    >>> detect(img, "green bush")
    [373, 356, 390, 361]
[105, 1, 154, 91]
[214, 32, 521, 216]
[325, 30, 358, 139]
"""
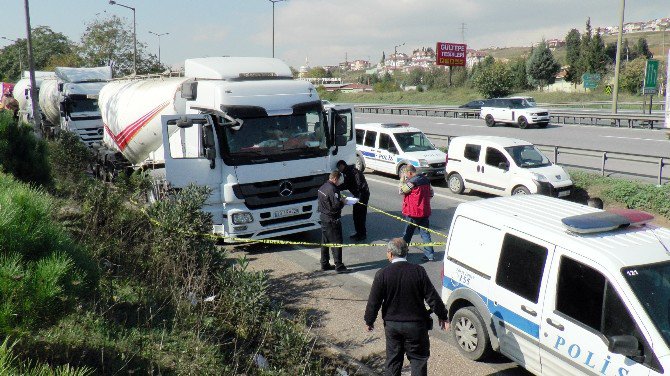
[0, 112, 51, 187]
[0, 338, 93, 376]
[0, 172, 97, 331]
[48, 131, 92, 197]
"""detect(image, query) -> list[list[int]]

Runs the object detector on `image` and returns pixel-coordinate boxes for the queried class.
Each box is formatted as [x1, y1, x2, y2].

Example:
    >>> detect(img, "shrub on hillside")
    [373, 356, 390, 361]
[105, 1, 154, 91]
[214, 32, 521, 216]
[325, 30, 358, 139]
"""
[0, 112, 51, 187]
[0, 172, 97, 331]
[48, 131, 92, 197]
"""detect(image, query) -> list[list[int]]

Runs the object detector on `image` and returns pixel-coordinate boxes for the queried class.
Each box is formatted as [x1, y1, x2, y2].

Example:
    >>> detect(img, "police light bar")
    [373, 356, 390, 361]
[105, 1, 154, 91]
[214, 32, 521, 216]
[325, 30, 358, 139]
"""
[561, 209, 654, 234]
[380, 123, 409, 128]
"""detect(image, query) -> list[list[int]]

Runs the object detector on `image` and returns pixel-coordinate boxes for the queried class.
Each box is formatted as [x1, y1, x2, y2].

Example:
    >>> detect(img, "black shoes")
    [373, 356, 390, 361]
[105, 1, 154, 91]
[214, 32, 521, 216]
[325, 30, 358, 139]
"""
[321, 264, 335, 271]
[335, 265, 349, 274]
[349, 233, 367, 242]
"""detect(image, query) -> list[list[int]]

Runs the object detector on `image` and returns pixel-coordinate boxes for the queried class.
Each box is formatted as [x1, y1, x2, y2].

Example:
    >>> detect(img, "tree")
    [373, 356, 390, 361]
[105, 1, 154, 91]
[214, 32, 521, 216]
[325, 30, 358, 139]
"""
[565, 29, 582, 83]
[636, 38, 652, 59]
[619, 57, 646, 94]
[0, 26, 75, 81]
[526, 41, 560, 89]
[407, 68, 424, 86]
[306, 67, 327, 78]
[79, 15, 164, 76]
[588, 32, 609, 75]
[473, 61, 513, 98]
[509, 58, 530, 90]
[604, 42, 618, 63]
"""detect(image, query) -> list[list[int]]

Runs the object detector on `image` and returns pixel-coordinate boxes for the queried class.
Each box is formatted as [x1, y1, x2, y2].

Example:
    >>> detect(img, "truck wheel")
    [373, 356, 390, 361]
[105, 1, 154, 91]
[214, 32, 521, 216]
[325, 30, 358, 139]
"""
[518, 117, 529, 129]
[452, 306, 492, 361]
[448, 173, 465, 194]
[355, 155, 365, 172]
[512, 185, 531, 195]
[485, 115, 496, 127]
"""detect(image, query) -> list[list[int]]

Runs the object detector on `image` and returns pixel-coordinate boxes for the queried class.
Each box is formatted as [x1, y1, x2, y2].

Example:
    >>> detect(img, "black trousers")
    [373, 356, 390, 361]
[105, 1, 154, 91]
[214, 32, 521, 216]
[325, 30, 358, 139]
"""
[320, 219, 343, 267]
[384, 321, 430, 376]
[353, 190, 370, 236]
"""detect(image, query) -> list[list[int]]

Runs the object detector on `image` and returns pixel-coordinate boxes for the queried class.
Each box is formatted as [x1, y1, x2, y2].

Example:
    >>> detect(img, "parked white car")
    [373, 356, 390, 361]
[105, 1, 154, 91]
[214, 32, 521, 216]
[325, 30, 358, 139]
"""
[442, 194, 670, 375]
[480, 97, 550, 129]
[355, 122, 446, 180]
[446, 135, 573, 197]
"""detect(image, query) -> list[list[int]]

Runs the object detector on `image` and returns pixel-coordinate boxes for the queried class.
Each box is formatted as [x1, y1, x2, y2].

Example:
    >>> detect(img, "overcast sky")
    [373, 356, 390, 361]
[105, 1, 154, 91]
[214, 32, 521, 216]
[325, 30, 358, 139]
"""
[2, 0, 667, 70]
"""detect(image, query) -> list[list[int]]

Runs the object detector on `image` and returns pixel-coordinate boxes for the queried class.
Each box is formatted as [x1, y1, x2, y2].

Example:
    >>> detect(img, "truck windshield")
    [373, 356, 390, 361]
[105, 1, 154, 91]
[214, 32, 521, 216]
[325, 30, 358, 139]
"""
[222, 107, 328, 164]
[394, 132, 435, 152]
[504, 145, 551, 168]
[623, 261, 670, 348]
[67, 97, 99, 114]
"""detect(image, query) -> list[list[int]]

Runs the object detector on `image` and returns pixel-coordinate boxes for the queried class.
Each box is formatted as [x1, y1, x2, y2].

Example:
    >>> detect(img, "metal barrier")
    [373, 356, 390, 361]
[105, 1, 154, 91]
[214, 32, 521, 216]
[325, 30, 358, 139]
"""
[354, 104, 665, 129]
[425, 133, 668, 185]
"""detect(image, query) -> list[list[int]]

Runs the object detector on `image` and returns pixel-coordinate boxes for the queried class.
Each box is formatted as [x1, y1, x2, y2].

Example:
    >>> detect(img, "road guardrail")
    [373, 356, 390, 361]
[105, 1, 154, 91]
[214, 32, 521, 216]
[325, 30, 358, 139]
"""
[354, 104, 666, 129]
[425, 133, 668, 185]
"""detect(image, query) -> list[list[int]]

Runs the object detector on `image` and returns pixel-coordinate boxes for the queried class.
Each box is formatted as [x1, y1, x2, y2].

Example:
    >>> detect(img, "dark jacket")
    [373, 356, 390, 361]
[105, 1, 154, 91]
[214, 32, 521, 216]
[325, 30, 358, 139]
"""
[401, 174, 432, 218]
[318, 180, 345, 222]
[341, 165, 369, 198]
[364, 261, 448, 326]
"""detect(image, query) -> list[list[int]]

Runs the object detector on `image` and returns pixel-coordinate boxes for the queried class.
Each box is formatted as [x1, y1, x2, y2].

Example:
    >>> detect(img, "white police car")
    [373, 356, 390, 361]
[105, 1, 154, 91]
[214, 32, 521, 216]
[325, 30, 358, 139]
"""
[442, 194, 670, 375]
[355, 122, 446, 180]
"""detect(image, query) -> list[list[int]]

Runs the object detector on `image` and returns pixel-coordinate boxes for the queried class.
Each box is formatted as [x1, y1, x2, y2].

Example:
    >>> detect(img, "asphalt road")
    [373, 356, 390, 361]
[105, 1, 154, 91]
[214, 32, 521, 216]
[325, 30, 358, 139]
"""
[355, 112, 670, 183]
[244, 171, 529, 375]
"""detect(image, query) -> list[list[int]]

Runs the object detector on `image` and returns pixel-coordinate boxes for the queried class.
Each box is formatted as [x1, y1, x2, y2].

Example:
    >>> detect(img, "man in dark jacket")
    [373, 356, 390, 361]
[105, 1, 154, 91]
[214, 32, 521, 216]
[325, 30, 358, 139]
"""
[399, 165, 435, 261]
[317, 170, 348, 273]
[336, 160, 370, 241]
[364, 238, 449, 376]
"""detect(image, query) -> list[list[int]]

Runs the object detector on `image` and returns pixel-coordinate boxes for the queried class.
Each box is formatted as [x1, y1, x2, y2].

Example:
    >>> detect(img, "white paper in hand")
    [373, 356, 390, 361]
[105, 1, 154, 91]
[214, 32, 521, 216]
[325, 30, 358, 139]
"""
[345, 197, 359, 206]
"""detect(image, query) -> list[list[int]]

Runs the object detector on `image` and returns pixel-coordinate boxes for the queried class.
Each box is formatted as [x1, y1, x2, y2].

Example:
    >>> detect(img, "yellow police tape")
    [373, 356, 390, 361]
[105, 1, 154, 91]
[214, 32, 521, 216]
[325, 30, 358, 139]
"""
[136, 194, 448, 248]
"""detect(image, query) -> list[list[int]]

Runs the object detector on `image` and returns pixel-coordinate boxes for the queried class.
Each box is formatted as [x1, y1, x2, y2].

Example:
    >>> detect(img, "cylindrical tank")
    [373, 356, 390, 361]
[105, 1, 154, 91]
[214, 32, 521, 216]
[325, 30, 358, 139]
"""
[38, 78, 61, 126]
[99, 77, 189, 165]
[13, 78, 30, 111]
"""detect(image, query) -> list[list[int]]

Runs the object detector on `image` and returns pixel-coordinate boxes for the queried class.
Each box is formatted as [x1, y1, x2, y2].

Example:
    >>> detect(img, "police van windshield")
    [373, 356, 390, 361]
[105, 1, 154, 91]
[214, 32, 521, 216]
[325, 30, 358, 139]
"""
[221, 106, 328, 165]
[505, 145, 551, 168]
[624, 261, 670, 348]
[394, 132, 435, 152]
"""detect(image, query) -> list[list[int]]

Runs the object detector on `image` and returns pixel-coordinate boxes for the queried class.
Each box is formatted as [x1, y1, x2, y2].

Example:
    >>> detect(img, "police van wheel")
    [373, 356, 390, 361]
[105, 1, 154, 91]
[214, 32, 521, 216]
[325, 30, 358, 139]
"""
[512, 185, 531, 195]
[448, 173, 465, 194]
[355, 155, 365, 172]
[452, 307, 492, 361]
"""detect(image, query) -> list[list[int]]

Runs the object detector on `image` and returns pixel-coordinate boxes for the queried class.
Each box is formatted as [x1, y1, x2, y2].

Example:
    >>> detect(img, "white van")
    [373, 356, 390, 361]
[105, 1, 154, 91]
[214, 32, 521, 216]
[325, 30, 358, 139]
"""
[442, 194, 670, 375]
[446, 135, 572, 197]
[355, 122, 446, 180]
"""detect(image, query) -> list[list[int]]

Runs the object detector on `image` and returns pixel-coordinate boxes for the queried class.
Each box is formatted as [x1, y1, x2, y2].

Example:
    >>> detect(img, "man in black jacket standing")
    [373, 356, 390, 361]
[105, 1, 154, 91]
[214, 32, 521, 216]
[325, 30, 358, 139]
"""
[336, 160, 370, 241]
[317, 170, 348, 273]
[364, 238, 449, 376]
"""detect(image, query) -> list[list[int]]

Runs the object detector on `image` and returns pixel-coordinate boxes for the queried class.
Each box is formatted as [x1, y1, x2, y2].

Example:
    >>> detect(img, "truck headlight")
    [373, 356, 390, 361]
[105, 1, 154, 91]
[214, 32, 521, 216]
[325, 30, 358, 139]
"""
[418, 159, 429, 167]
[232, 212, 254, 224]
[531, 173, 549, 182]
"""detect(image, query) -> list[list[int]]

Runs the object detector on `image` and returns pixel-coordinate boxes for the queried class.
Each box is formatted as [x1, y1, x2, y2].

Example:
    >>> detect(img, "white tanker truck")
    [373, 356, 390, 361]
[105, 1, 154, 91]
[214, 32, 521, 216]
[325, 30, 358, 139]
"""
[96, 57, 356, 240]
[13, 71, 56, 123]
[39, 66, 112, 145]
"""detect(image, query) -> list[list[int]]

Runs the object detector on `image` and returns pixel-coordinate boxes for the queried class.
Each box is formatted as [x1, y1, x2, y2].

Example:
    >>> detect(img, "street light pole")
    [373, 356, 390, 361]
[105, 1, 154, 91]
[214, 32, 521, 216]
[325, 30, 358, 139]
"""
[1, 37, 22, 74]
[109, 0, 136, 75]
[148, 31, 169, 64]
[23, 0, 41, 135]
[268, 0, 285, 58]
[611, 0, 625, 114]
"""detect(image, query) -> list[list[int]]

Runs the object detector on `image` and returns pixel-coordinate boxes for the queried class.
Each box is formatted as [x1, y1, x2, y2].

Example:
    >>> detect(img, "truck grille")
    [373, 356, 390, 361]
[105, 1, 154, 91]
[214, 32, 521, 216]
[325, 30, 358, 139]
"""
[536, 112, 549, 116]
[235, 174, 329, 210]
[430, 162, 445, 168]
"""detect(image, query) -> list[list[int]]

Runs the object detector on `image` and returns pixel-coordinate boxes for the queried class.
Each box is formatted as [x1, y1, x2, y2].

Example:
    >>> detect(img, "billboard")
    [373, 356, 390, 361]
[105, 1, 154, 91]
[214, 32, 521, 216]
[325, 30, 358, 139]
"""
[436, 42, 467, 66]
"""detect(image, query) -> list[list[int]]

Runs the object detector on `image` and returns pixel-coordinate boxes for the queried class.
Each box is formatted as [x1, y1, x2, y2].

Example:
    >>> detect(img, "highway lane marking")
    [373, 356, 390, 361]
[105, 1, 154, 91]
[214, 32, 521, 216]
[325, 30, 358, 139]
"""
[600, 135, 670, 143]
[365, 176, 473, 204]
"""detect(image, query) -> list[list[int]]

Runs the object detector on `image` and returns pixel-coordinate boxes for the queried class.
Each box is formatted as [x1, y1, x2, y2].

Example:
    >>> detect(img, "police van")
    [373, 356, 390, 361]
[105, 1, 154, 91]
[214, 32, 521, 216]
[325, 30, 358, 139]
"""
[355, 122, 446, 180]
[442, 194, 670, 375]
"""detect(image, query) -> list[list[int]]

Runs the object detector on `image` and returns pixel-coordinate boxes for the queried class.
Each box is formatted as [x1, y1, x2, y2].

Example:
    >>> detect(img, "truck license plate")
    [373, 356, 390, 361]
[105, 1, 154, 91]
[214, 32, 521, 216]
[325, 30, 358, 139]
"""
[274, 208, 299, 218]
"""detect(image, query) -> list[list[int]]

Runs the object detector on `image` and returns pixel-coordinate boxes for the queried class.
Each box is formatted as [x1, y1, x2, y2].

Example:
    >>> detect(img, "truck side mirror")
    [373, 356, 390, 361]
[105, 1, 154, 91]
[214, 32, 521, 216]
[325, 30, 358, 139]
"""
[608, 335, 643, 358]
[205, 147, 216, 169]
[203, 123, 215, 148]
[335, 135, 347, 147]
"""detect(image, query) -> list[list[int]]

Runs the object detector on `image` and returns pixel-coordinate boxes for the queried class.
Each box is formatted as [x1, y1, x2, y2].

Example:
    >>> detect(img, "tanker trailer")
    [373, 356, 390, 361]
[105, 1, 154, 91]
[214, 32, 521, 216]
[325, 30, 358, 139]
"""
[97, 56, 355, 240]
[13, 71, 55, 123]
[39, 66, 112, 145]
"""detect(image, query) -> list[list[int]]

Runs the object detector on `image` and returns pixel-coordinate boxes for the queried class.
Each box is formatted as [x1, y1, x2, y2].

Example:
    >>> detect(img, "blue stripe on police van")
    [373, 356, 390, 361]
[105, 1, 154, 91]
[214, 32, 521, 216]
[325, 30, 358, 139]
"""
[443, 276, 540, 339]
[361, 151, 375, 157]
